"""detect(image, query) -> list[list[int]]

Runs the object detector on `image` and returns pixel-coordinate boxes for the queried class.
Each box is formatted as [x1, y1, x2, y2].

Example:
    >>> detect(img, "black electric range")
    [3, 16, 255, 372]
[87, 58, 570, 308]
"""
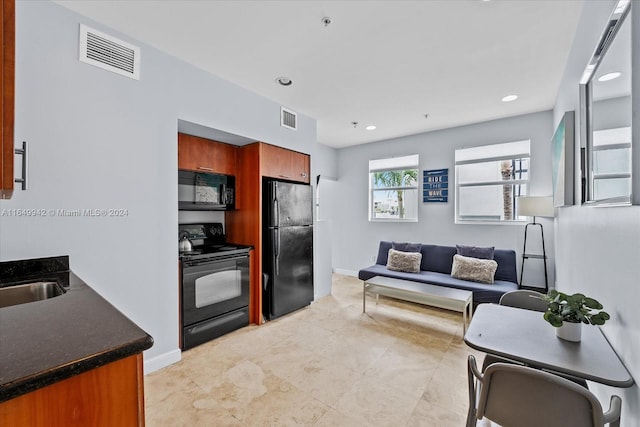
[178, 223, 251, 262]
[179, 244, 252, 262]
[178, 222, 252, 350]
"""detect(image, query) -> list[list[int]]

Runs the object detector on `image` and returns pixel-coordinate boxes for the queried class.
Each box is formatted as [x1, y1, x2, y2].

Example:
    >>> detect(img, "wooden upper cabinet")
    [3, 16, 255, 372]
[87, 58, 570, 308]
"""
[260, 143, 310, 183]
[291, 150, 310, 184]
[178, 133, 213, 172]
[211, 140, 237, 176]
[260, 142, 289, 180]
[178, 133, 237, 176]
[0, 0, 15, 199]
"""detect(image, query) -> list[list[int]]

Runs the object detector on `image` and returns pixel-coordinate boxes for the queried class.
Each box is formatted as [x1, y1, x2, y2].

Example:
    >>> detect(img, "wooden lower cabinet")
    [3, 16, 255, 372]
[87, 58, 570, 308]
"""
[0, 354, 146, 427]
[226, 143, 262, 324]
[0, 0, 15, 199]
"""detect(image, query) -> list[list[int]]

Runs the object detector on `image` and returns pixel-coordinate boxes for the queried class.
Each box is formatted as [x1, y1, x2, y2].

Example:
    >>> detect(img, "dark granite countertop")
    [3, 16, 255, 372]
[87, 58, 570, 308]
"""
[0, 256, 153, 403]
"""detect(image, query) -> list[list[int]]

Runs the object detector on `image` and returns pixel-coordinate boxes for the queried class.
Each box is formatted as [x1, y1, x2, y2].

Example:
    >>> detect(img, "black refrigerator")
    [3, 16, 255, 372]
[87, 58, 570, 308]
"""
[263, 179, 314, 320]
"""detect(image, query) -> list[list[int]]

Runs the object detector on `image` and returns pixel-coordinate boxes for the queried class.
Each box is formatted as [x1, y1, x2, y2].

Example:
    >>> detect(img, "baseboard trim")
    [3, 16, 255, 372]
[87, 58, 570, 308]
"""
[143, 348, 181, 374]
[333, 268, 358, 277]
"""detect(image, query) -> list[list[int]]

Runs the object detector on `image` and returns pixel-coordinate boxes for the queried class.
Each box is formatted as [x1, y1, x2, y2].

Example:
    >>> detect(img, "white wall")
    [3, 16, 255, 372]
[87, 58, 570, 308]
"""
[332, 111, 555, 289]
[0, 1, 316, 372]
[553, 0, 639, 423]
[312, 144, 339, 298]
[315, 143, 339, 180]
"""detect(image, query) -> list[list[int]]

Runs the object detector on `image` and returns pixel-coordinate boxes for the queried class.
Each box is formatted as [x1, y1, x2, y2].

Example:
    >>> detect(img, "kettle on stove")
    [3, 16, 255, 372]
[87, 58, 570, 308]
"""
[179, 235, 193, 253]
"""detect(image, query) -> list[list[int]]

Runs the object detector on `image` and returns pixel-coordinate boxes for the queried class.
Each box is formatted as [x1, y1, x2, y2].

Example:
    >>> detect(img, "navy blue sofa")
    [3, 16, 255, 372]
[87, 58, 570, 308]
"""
[358, 241, 519, 305]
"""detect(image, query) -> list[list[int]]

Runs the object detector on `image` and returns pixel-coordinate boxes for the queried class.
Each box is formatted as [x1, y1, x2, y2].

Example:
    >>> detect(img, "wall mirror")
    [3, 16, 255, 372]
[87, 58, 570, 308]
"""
[580, 0, 632, 205]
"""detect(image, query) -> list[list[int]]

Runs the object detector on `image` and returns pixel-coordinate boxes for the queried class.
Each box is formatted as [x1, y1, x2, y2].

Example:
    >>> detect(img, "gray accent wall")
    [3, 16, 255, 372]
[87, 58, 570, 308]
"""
[553, 0, 639, 423]
[332, 110, 555, 291]
[0, 1, 317, 372]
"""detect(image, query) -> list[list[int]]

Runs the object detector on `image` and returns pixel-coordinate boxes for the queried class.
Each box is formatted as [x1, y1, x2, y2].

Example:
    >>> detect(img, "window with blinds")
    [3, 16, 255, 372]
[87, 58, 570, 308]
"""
[592, 127, 631, 202]
[455, 140, 530, 222]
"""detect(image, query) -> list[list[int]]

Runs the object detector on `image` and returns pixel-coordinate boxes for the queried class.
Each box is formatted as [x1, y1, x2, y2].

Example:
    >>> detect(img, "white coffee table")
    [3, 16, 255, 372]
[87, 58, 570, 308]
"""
[363, 276, 473, 334]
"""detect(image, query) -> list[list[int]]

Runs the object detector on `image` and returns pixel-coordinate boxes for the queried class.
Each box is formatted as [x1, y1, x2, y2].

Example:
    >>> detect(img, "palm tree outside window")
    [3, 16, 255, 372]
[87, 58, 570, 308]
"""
[369, 155, 419, 221]
[455, 140, 530, 223]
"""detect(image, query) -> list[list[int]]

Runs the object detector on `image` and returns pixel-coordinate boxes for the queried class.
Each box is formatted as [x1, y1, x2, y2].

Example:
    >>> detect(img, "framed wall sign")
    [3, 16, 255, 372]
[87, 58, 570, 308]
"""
[423, 168, 448, 202]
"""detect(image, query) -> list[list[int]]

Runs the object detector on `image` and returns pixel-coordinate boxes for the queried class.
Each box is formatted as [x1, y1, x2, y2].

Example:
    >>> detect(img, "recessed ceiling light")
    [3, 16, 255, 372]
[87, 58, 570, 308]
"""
[276, 77, 293, 86]
[366, 125, 376, 131]
[501, 94, 518, 102]
[598, 72, 621, 82]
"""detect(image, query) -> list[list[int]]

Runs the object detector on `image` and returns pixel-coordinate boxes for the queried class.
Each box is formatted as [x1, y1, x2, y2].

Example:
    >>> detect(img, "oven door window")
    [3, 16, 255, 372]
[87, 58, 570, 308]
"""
[195, 270, 241, 308]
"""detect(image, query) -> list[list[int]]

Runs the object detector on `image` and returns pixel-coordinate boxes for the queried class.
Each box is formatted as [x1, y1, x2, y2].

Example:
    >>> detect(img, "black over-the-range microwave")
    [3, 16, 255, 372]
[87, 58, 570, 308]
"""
[178, 170, 235, 211]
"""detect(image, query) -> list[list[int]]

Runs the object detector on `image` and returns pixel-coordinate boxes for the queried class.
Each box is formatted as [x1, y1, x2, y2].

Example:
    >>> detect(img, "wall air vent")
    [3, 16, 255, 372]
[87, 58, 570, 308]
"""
[79, 24, 140, 80]
[281, 107, 297, 131]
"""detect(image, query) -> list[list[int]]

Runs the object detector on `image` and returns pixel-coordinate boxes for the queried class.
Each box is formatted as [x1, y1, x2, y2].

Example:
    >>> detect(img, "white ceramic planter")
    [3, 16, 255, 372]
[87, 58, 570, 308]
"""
[556, 322, 582, 342]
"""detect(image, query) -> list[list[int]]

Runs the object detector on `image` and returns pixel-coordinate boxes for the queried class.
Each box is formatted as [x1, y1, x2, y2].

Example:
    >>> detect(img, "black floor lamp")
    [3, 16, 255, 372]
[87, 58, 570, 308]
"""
[517, 196, 554, 291]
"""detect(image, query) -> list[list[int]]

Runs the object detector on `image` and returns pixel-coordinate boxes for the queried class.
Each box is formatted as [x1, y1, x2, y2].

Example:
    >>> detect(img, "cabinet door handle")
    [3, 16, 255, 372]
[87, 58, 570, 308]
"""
[14, 141, 27, 191]
[278, 174, 291, 179]
[301, 172, 308, 178]
[197, 166, 214, 171]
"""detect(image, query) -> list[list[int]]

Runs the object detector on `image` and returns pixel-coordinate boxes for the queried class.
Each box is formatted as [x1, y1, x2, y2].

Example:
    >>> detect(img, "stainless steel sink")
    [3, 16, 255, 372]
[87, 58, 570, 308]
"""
[0, 281, 66, 309]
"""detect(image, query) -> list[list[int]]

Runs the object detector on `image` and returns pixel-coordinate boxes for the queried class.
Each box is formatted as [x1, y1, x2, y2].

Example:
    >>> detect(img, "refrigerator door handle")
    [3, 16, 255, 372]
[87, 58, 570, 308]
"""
[274, 228, 280, 275]
[273, 197, 279, 227]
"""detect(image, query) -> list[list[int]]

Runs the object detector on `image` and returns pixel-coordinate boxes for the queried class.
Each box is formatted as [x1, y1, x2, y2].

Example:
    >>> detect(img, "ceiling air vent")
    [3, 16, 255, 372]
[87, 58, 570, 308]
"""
[281, 107, 297, 131]
[79, 24, 140, 80]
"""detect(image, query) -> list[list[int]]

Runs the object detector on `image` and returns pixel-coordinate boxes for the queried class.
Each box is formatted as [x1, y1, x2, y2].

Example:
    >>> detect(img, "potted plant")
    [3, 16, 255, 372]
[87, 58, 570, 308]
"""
[542, 290, 610, 342]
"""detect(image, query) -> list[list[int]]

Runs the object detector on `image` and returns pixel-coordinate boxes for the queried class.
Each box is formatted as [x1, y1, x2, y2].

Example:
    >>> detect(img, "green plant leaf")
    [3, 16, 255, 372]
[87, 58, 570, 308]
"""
[541, 290, 608, 326]
[590, 312, 611, 325]
[543, 312, 564, 327]
[566, 293, 585, 307]
[545, 290, 560, 303]
[583, 297, 603, 310]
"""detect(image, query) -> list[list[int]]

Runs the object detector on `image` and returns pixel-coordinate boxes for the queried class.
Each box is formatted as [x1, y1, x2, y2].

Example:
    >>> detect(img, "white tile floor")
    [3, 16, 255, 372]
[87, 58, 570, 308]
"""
[145, 274, 485, 426]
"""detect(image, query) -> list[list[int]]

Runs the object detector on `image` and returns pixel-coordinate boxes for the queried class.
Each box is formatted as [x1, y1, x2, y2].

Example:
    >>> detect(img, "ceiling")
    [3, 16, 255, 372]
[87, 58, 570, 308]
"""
[54, 0, 585, 149]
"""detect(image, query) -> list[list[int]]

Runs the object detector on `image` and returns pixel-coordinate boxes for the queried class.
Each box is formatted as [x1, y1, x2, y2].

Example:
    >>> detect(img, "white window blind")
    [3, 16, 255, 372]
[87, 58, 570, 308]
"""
[455, 140, 530, 223]
[369, 154, 419, 172]
[455, 140, 530, 165]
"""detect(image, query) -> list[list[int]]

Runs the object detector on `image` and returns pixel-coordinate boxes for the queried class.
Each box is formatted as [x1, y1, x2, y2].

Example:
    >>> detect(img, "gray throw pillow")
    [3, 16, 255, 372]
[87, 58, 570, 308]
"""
[456, 244, 495, 260]
[387, 249, 422, 273]
[392, 241, 422, 253]
[451, 254, 498, 284]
